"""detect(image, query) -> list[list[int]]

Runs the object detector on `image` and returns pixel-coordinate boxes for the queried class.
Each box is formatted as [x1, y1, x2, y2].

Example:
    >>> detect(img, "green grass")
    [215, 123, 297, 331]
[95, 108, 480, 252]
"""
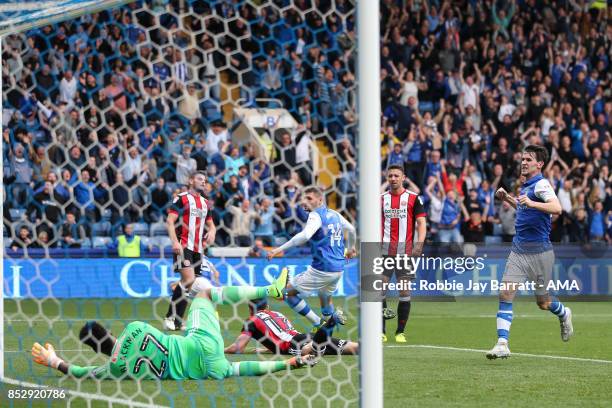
[3, 297, 359, 408]
[383, 299, 612, 408]
[4, 298, 612, 407]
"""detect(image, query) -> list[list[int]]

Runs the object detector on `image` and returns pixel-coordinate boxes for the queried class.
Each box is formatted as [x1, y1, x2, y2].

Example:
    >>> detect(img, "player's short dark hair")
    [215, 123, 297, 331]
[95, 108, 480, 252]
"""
[387, 164, 404, 174]
[190, 170, 207, 179]
[79, 321, 115, 356]
[302, 186, 323, 197]
[523, 145, 549, 165]
[248, 298, 268, 316]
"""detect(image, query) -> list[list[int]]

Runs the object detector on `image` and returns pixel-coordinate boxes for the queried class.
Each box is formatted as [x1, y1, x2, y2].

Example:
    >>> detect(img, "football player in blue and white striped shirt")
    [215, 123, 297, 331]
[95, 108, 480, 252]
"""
[486, 145, 573, 359]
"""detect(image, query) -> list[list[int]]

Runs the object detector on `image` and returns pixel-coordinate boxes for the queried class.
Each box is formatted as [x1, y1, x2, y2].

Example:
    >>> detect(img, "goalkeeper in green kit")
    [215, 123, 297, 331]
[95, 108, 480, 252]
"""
[32, 269, 317, 380]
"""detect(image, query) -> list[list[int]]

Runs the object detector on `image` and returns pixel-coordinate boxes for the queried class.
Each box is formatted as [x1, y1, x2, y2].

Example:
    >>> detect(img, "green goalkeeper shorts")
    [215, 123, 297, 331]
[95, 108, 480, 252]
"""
[185, 297, 233, 379]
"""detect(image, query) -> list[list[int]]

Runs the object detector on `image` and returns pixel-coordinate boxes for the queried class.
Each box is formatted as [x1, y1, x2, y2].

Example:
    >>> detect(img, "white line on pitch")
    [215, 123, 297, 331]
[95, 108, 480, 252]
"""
[385, 344, 612, 364]
[1, 376, 168, 407]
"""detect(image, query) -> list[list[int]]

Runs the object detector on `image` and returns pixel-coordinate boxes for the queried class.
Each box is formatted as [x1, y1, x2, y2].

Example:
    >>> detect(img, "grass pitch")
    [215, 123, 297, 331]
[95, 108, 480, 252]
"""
[3, 297, 358, 408]
[3, 297, 611, 407]
[383, 299, 612, 408]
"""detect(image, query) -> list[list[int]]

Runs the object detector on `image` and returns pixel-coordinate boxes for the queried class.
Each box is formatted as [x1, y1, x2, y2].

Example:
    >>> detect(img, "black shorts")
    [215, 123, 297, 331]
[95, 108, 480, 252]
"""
[287, 333, 349, 355]
[381, 255, 416, 280]
[173, 248, 202, 275]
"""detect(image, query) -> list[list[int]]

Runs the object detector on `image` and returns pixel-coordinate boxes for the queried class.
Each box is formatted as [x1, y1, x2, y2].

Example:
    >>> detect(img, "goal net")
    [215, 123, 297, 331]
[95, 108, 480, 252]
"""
[1, 0, 359, 406]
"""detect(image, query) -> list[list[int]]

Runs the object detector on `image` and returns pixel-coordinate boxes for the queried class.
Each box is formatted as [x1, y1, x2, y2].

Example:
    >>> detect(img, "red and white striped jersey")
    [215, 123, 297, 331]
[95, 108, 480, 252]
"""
[168, 191, 213, 253]
[381, 189, 426, 255]
[242, 310, 299, 354]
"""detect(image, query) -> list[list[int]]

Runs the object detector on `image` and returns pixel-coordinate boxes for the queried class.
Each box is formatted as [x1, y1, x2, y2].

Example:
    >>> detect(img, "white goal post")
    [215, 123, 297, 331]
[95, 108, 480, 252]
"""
[357, 0, 383, 407]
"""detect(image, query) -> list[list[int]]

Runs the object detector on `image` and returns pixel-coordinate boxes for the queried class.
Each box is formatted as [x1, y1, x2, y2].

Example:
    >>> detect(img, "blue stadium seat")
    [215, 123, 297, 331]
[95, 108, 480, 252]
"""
[150, 222, 168, 237]
[92, 222, 112, 237]
[9, 209, 25, 221]
[484, 236, 503, 244]
[274, 236, 289, 246]
[140, 236, 153, 249]
[154, 236, 172, 251]
[133, 223, 149, 236]
[101, 209, 112, 222]
[493, 223, 503, 236]
[93, 237, 112, 249]
[166, 183, 179, 193]
[81, 238, 92, 248]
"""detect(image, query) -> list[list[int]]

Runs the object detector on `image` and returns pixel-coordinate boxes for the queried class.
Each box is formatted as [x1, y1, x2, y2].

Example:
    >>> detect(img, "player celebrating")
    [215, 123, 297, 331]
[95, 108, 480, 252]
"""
[267, 186, 356, 330]
[32, 270, 318, 379]
[486, 145, 572, 360]
[164, 171, 216, 331]
[225, 298, 359, 356]
[381, 165, 427, 343]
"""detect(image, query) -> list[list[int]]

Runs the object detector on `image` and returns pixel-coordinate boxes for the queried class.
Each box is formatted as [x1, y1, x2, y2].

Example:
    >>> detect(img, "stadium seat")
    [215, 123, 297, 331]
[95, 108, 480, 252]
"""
[9, 209, 25, 221]
[133, 223, 149, 236]
[484, 236, 503, 244]
[150, 222, 168, 237]
[166, 183, 179, 193]
[140, 236, 153, 248]
[493, 223, 503, 236]
[101, 209, 112, 221]
[81, 238, 92, 248]
[154, 236, 172, 251]
[93, 237, 112, 249]
[92, 222, 112, 237]
[274, 236, 289, 246]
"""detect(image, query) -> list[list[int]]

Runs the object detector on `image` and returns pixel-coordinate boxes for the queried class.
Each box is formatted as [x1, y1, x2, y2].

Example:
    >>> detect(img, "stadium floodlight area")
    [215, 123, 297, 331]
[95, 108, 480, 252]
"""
[1, 0, 366, 406]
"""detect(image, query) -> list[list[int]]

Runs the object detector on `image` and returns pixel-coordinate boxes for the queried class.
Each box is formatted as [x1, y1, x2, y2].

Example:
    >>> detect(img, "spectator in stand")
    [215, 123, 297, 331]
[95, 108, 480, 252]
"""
[107, 223, 148, 258]
[60, 212, 87, 248]
[30, 230, 54, 249]
[226, 198, 259, 247]
[437, 190, 463, 244]
[147, 177, 171, 222]
[10, 226, 34, 251]
[9, 143, 33, 208]
[175, 144, 197, 187]
[72, 169, 106, 222]
[248, 237, 268, 258]
[252, 197, 275, 246]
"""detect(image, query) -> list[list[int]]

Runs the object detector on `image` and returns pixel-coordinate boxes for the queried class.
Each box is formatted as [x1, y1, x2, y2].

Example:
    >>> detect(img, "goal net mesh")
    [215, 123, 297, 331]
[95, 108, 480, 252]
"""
[2, 0, 358, 406]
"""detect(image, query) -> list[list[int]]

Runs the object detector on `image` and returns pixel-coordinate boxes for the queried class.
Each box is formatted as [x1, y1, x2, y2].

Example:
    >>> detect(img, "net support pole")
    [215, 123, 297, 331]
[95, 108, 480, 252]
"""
[357, 1, 382, 407]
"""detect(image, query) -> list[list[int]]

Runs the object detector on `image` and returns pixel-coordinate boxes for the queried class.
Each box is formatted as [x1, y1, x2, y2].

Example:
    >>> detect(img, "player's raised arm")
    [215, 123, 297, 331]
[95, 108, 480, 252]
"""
[267, 211, 322, 260]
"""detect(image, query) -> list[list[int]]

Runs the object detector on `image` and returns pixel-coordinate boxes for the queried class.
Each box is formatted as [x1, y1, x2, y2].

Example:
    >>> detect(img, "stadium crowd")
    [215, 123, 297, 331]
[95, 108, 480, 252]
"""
[2, 0, 357, 252]
[379, 0, 611, 244]
[2, 0, 611, 253]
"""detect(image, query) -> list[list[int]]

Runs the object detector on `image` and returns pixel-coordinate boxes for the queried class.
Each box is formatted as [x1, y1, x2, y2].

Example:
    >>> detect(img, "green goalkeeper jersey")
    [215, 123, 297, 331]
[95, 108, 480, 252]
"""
[70, 300, 234, 380]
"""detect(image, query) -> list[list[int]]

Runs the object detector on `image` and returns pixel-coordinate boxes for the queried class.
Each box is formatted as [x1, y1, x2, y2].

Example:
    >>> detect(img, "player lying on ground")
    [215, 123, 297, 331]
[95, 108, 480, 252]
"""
[267, 186, 357, 331]
[224, 298, 359, 356]
[32, 270, 317, 379]
[487, 145, 573, 360]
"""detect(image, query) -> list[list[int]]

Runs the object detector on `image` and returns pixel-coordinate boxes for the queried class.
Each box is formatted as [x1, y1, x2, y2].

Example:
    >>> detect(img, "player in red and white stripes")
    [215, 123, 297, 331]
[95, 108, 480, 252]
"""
[163, 171, 216, 331]
[381, 165, 427, 343]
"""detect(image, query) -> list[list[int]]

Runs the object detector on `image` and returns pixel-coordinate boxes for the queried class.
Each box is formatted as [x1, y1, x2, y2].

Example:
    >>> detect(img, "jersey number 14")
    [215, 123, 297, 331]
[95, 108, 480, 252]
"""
[328, 223, 342, 247]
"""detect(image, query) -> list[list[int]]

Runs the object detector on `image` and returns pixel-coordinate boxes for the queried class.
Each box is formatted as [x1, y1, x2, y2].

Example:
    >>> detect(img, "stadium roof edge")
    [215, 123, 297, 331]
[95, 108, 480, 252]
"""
[0, 0, 136, 36]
